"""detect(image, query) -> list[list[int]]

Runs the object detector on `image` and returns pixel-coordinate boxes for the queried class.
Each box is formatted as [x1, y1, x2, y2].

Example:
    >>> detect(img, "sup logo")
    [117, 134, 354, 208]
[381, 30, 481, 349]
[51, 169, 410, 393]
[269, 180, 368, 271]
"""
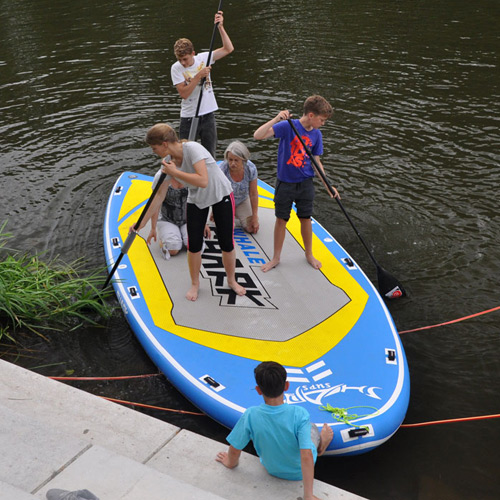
[284, 362, 382, 404]
[285, 383, 382, 405]
[201, 226, 275, 308]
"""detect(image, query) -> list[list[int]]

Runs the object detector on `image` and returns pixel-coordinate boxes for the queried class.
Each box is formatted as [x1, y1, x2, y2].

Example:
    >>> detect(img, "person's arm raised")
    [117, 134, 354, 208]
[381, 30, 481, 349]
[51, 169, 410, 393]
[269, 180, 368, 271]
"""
[212, 11, 234, 61]
[253, 110, 290, 140]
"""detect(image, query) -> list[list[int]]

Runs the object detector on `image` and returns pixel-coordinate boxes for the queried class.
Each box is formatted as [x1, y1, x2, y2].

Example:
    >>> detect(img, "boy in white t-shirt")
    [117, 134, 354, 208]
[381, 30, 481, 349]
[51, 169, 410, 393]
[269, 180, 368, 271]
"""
[170, 10, 234, 158]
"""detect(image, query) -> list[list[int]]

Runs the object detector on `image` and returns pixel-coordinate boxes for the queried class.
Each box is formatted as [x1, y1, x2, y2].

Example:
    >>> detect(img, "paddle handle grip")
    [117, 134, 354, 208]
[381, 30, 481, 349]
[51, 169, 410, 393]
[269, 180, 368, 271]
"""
[121, 231, 137, 255]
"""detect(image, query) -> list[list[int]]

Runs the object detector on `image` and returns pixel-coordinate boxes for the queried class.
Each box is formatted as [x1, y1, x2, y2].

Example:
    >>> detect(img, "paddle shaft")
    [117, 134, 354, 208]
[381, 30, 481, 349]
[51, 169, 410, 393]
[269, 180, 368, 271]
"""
[188, 0, 224, 141]
[287, 118, 382, 270]
[102, 172, 167, 289]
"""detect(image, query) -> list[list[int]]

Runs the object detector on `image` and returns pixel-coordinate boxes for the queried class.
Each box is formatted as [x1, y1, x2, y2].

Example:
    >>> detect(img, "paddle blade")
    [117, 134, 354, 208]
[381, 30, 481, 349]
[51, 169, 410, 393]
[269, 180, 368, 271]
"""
[188, 117, 200, 141]
[377, 266, 406, 299]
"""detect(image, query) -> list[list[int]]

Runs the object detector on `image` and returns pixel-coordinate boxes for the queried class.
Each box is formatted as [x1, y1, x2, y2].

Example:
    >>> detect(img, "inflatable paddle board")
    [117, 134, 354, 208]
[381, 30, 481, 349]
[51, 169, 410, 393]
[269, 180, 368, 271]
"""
[103, 171, 410, 455]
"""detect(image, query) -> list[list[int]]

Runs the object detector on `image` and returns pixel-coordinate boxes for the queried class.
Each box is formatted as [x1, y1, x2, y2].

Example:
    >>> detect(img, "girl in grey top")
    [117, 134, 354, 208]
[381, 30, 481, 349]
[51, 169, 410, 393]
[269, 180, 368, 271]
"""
[140, 123, 246, 302]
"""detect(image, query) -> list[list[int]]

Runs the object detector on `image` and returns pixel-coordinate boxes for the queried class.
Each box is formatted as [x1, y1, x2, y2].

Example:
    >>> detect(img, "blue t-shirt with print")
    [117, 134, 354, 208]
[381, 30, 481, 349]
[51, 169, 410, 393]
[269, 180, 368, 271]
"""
[272, 119, 323, 183]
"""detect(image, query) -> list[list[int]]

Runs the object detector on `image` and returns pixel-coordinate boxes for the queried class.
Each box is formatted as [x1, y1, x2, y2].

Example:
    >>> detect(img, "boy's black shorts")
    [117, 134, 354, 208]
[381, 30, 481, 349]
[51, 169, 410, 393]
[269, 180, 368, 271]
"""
[274, 177, 315, 221]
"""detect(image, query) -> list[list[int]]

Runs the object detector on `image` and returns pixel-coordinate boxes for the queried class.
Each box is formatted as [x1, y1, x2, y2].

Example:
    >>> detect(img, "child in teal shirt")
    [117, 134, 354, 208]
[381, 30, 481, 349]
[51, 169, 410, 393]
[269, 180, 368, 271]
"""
[216, 361, 333, 500]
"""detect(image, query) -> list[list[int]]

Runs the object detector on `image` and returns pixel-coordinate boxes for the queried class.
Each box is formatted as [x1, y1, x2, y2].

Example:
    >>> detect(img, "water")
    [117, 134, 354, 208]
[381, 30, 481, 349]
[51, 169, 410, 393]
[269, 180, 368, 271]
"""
[1, 1, 499, 498]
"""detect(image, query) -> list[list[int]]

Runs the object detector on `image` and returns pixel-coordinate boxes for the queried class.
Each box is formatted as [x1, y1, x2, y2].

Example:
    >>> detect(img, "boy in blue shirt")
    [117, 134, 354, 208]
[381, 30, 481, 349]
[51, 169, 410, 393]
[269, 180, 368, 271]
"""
[253, 95, 339, 272]
[216, 361, 333, 500]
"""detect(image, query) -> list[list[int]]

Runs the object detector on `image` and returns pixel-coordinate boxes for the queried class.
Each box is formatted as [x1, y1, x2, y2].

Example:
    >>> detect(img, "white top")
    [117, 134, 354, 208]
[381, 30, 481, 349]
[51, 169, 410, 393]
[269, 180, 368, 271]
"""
[170, 52, 218, 118]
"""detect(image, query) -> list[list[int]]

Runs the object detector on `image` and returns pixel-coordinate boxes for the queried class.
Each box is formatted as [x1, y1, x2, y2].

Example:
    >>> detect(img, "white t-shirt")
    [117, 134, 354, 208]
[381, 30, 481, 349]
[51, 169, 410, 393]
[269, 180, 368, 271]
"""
[171, 52, 218, 118]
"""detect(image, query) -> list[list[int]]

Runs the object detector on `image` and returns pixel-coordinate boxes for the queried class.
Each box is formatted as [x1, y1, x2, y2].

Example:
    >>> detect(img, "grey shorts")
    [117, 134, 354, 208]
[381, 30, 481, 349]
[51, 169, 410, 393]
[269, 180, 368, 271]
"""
[274, 177, 315, 221]
[311, 422, 320, 450]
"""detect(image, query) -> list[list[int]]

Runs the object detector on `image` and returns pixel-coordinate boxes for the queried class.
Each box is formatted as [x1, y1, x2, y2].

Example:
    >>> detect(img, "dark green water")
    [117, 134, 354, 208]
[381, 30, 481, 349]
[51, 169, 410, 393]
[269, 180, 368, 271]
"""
[1, 1, 499, 498]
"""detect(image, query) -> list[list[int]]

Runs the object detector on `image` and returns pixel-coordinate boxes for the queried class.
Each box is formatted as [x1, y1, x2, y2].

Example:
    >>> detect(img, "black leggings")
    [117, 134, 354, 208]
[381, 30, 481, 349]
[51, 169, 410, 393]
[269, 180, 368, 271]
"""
[187, 194, 235, 253]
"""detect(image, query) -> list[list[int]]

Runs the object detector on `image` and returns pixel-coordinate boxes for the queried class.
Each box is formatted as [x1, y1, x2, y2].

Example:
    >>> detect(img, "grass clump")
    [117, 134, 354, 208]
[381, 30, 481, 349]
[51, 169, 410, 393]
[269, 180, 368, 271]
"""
[0, 222, 114, 341]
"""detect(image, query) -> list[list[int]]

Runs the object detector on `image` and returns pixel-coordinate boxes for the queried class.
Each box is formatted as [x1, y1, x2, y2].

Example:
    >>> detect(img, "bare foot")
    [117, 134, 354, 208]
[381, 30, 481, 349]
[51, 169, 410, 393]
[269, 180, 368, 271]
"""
[186, 284, 199, 301]
[228, 280, 246, 296]
[318, 423, 334, 456]
[306, 253, 322, 270]
[261, 258, 280, 273]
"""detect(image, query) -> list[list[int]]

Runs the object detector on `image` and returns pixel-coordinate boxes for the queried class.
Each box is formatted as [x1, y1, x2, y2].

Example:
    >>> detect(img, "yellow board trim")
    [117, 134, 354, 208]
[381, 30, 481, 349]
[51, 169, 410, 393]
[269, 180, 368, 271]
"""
[118, 181, 368, 367]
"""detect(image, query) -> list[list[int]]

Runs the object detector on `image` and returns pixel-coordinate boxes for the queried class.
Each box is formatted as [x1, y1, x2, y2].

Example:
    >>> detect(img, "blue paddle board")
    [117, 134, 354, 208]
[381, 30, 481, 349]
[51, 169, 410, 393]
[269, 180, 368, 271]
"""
[103, 170, 410, 455]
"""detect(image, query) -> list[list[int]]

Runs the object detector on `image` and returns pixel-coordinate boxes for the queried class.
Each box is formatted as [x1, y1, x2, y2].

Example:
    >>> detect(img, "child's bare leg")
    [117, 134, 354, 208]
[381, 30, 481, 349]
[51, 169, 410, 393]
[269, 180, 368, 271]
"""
[222, 249, 246, 296]
[300, 217, 321, 269]
[317, 424, 334, 456]
[186, 250, 202, 301]
[261, 218, 287, 272]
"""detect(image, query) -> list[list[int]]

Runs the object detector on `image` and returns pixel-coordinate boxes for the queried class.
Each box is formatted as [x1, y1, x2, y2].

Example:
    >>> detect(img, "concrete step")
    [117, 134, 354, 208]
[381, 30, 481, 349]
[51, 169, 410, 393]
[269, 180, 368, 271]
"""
[148, 427, 363, 500]
[35, 445, 226, 500]
[0, 403, 90, 494]
[0, 402, 224, 500]
[0, 359, 365, 500]
[0, 359, 179, 463]
[0, 481, 38, 500]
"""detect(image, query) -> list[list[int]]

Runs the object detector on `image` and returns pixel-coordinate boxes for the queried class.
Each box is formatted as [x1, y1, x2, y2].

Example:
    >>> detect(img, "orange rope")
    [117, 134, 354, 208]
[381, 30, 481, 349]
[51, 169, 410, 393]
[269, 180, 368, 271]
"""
[399, 305, 500, 334]
[101, 396, 205, 416]
[401, 413, 500, 428]
[50, 374, 161, 381]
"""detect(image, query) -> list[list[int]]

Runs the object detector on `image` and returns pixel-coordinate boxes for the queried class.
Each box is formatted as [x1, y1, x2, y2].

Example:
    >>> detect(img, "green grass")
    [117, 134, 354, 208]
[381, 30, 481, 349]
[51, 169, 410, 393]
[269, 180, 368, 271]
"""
[0, 221, 114, 341]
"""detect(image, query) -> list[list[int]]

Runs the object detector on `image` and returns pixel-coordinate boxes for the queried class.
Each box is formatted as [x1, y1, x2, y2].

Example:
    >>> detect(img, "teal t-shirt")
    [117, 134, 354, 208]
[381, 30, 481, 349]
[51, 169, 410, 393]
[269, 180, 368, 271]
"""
[227, 403, 317, 480]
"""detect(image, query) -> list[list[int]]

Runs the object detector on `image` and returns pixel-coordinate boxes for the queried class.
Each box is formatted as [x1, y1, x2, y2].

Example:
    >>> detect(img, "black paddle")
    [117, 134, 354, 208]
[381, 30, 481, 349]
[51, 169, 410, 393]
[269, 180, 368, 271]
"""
[287, 118, 406, 299]
[102, 172, 167, 289]
[188, 0, 224, 141]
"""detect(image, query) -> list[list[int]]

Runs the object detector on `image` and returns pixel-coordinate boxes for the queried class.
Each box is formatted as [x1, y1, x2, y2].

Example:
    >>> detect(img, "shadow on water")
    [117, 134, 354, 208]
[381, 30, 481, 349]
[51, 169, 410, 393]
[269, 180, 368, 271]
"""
[1, 1, 499, 499]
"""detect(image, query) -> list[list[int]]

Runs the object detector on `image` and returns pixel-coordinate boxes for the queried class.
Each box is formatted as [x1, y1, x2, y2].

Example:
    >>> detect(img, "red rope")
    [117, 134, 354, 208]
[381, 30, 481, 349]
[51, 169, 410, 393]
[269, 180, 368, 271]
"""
[55, 379, 499, 425]
[101, 396, 205, 416]
[401, 413, 500, 428]
[399, 305, 500, 334]
[50, 374, 161, 381]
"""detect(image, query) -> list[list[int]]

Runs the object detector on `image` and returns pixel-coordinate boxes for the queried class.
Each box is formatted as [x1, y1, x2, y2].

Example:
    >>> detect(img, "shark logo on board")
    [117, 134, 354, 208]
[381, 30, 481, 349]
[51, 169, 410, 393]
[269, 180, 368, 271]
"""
[200, 226, 275, 308]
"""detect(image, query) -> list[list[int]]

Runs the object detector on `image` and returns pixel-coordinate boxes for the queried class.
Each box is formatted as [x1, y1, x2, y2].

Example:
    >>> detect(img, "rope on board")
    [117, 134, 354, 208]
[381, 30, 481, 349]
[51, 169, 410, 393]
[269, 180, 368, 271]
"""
[399, 305, 500, 335]
[319, 404, 378, 431]
[49, 373, 161, 381]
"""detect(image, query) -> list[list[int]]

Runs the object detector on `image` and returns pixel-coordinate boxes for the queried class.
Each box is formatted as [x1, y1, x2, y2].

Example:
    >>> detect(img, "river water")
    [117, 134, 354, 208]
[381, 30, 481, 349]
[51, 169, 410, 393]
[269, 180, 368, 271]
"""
[1, 1, 499, 498]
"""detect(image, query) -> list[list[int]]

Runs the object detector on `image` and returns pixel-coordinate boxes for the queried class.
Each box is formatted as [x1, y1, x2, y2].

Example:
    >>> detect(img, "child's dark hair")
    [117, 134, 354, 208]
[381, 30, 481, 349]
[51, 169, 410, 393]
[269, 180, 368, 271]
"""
[254, 361, 287, 398]
[303, 95, 333, 118]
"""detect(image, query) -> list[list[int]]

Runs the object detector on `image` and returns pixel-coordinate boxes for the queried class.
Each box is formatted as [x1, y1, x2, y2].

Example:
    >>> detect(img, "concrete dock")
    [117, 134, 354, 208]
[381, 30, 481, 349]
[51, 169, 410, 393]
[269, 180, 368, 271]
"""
[0, 359, 365, 499]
